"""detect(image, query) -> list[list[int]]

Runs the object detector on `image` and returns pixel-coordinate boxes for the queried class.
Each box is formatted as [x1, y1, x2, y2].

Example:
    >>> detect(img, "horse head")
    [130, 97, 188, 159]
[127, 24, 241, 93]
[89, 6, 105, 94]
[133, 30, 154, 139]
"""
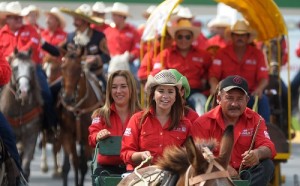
[10, 48, 37, 104]
[61, 45, 85, 104]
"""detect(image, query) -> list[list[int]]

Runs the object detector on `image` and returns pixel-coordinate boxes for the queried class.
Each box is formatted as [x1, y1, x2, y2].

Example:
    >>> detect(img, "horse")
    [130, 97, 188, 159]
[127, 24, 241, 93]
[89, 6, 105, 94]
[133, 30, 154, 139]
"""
[0, 48, 43, 181]
[118, 125, 235, 186]
[59, 45, 105, 186]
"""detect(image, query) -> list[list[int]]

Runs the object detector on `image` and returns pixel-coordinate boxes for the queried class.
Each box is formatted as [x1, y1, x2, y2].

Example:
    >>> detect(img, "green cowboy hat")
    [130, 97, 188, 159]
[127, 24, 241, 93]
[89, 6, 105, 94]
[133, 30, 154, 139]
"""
[169, 69, 190, 99]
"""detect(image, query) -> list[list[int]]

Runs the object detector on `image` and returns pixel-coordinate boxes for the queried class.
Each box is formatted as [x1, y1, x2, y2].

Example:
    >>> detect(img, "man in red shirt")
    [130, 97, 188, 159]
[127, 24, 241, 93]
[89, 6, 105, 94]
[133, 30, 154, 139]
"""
[209, 20, 270, 122]
[192, 75, 276, 186]
[152, 19, 212, 114]
[104, 2, 140, 77]
[0, 1, 57, 132]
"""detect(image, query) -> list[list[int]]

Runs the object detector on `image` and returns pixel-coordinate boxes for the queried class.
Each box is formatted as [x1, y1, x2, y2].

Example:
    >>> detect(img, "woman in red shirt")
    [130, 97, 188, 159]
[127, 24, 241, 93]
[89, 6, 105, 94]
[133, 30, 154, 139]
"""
[121, 69, 191, 171]
[88, 70, 141, 174]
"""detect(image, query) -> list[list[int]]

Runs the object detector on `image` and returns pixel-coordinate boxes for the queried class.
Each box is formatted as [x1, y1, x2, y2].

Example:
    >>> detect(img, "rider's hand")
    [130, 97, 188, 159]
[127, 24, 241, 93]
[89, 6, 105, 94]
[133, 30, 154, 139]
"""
[241, 150, 260, 167]
[96, 129, 111, 141]
[140, 151, 151, 161]
[251, 88, 263, 98]
[227, 165, 239, 178]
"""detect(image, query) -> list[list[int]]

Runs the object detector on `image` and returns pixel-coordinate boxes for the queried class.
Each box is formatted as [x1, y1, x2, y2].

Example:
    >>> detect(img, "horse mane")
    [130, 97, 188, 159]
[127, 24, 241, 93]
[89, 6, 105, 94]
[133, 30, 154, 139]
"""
[155, 138, 218, 174]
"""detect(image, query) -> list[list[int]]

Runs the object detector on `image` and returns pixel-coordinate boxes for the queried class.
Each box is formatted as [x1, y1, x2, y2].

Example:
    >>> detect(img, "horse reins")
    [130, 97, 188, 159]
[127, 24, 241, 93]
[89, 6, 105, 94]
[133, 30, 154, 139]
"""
[185, 147, 233, 186]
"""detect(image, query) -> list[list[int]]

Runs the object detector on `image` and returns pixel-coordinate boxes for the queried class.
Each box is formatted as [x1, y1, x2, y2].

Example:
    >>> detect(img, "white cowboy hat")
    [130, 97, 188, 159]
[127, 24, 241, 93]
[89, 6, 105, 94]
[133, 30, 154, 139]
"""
[146, 69, 182, 94]
[176, 7, 193, 19]
[225, 20, 257, 43]
[45, 7, 66, 28]
[60, 4, 103, 24]
[168, 19, 200, 40]
[21, 5, 40, 17]
[207, 16, 232, 28]
[92, 2, 106, 14]
[0, 1, 23, 17]
[142, 5, 156, 18]
[110, 2, 130, 17]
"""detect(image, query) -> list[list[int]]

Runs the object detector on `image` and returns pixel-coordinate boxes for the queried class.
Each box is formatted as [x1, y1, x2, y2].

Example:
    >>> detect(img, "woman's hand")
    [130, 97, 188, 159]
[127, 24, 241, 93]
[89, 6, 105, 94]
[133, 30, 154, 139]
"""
[96, 129, 111, 141]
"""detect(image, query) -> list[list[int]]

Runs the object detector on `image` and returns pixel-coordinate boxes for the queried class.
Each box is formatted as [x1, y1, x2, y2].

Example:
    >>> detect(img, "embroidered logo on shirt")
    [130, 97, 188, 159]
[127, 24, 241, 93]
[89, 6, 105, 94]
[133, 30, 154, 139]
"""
[20, 31, 30, 37]
[124, 128, 132, 136]
[241, 128, 253, 136]
[125, 32, 134, 38]
[213, 59, 221, 65]
[153, 63, 162, 69]
[264, 131, 270, 139]
[260, 67, 268, 71]
[245, 59, 256, 65]
[92, 117, 100, 124]
[173, 126, 187, 132]
[192, 57, 203, 63]
[56, 35, 65, 39]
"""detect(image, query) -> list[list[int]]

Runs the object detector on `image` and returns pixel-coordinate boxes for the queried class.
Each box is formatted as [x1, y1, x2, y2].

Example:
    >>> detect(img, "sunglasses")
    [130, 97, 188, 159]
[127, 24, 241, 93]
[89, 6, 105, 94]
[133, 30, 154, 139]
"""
[176, 34, 192, 40]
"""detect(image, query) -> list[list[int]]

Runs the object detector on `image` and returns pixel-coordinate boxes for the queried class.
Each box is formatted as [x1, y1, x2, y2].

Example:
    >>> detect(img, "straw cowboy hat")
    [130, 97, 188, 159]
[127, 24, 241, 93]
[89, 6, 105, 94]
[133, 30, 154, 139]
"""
[168, 19, 200, 40]
[21, 5, 40, 17]
[92, 2, 106, 14]
[60, 4, 103, 24]
[0, 1, 23, 17]
[207, 16, 231, 28]
[109, 2, 130, 17]
[146, 69, 182, 94]
[142, 5, 156, 19]
[0, 2, 7, 19]
[225, 20, 257, 43]
[45, 7, 66, 28]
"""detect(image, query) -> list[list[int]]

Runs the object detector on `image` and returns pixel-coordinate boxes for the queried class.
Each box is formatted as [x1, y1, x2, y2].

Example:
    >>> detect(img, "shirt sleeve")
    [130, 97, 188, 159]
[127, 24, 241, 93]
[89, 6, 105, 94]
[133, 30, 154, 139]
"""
[88, 117, 104, 148]
[120, 113, 141, 167]
[209, 49, 223, 80]
[253, 118, 277, 158]
[0, 57, 11, 86]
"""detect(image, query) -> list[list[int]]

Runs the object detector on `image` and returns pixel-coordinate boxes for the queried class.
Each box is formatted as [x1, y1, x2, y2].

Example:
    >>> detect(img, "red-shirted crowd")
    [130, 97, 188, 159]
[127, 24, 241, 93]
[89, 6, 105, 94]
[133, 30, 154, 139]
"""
[0, 1, 280, 185]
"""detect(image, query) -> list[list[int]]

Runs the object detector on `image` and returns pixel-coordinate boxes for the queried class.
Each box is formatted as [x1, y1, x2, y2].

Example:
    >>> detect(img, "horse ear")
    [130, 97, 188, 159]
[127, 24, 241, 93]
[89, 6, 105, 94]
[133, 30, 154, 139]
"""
[185, 136, 208, 173]
[216, 125, 234, 168]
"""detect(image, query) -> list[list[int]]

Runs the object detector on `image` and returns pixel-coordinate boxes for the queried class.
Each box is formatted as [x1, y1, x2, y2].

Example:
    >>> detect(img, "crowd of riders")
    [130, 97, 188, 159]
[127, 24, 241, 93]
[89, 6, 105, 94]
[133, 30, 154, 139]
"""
[0, 1, 299, 185]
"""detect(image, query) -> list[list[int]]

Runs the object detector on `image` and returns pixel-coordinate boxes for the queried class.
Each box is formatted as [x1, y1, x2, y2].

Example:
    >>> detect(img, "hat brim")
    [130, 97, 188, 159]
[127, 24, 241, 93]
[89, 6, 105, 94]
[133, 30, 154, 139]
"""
[60, 8, 103, 25]
[45, 12, 66, 28]
[0, 11, 23, 17]
[223, 86, 248, 95]
[224, 27, 257, 43]
[111, 10, 130, 17]
[168, 26, 200, 41]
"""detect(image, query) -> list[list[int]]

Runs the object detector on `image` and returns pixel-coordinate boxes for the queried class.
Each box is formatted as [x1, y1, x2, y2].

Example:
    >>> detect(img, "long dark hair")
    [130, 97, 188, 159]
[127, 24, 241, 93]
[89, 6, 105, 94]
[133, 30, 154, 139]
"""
[140, 85, 183, 130]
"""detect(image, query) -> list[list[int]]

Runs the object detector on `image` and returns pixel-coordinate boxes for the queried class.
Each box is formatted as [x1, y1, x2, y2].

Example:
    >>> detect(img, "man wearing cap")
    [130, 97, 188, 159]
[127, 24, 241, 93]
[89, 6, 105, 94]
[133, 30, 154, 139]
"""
[91, 2, 110, 32]
[152, 19, 212, 114]
[209, 20, 271, 123]
[104, 2, 140, 74]
[192, 75, 276, 186]
[0, 1, 57, 132]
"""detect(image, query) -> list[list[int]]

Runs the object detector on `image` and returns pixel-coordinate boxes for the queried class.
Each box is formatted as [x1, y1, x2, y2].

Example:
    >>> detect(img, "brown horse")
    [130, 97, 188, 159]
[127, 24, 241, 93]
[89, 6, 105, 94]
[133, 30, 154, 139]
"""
[0, 48, 43, 181]
[59, 46, 105, 186]
[118, 125, 234, 186]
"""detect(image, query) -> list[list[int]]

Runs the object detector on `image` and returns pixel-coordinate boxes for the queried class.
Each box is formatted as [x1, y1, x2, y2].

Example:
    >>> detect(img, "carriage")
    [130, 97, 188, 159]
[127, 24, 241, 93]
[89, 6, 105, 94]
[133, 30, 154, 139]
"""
[90, 0, 293, 185]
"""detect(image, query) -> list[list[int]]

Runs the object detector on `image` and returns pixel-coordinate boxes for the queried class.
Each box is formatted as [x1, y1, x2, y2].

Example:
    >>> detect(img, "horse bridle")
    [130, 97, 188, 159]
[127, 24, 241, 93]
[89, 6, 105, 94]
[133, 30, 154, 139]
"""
[184, 147, 233, 186]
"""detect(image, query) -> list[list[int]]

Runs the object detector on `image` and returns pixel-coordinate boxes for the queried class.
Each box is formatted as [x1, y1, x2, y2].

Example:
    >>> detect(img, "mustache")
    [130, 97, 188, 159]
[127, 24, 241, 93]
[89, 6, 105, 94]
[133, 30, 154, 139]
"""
[228, 106, 241, 110]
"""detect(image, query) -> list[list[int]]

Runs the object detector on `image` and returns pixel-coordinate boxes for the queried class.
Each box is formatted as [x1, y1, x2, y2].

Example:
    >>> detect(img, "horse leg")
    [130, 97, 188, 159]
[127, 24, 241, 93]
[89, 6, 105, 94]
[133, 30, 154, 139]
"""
[40, 130, 49, 173]
[62, 152, 70, 186]
[62, 140, 79, 186]
[79, 142, 88, 186]
[52, 138, 62, 178]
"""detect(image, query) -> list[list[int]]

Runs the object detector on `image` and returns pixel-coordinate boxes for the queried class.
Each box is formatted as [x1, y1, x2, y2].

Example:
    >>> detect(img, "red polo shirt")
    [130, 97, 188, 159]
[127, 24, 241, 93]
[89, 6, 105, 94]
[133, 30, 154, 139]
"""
[91, 23, 110, 33]
[104, 23, 140, 59]
[191, 105, 276, 170]
[0, 25, 41, 64]
[152, 46, 212, 90]
[41, 28, 67, 46]
[121, 108, 191, 170]
[88, 104, 132, 166]
[206, 35, 228, 49]
[209, 44, 269, 92]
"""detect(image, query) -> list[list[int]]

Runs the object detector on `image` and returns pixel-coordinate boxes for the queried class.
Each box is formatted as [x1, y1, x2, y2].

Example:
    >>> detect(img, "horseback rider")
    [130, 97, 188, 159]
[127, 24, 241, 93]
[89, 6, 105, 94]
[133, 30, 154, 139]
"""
[42, 4, 110, 90]
[0, 1, 57, 133]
